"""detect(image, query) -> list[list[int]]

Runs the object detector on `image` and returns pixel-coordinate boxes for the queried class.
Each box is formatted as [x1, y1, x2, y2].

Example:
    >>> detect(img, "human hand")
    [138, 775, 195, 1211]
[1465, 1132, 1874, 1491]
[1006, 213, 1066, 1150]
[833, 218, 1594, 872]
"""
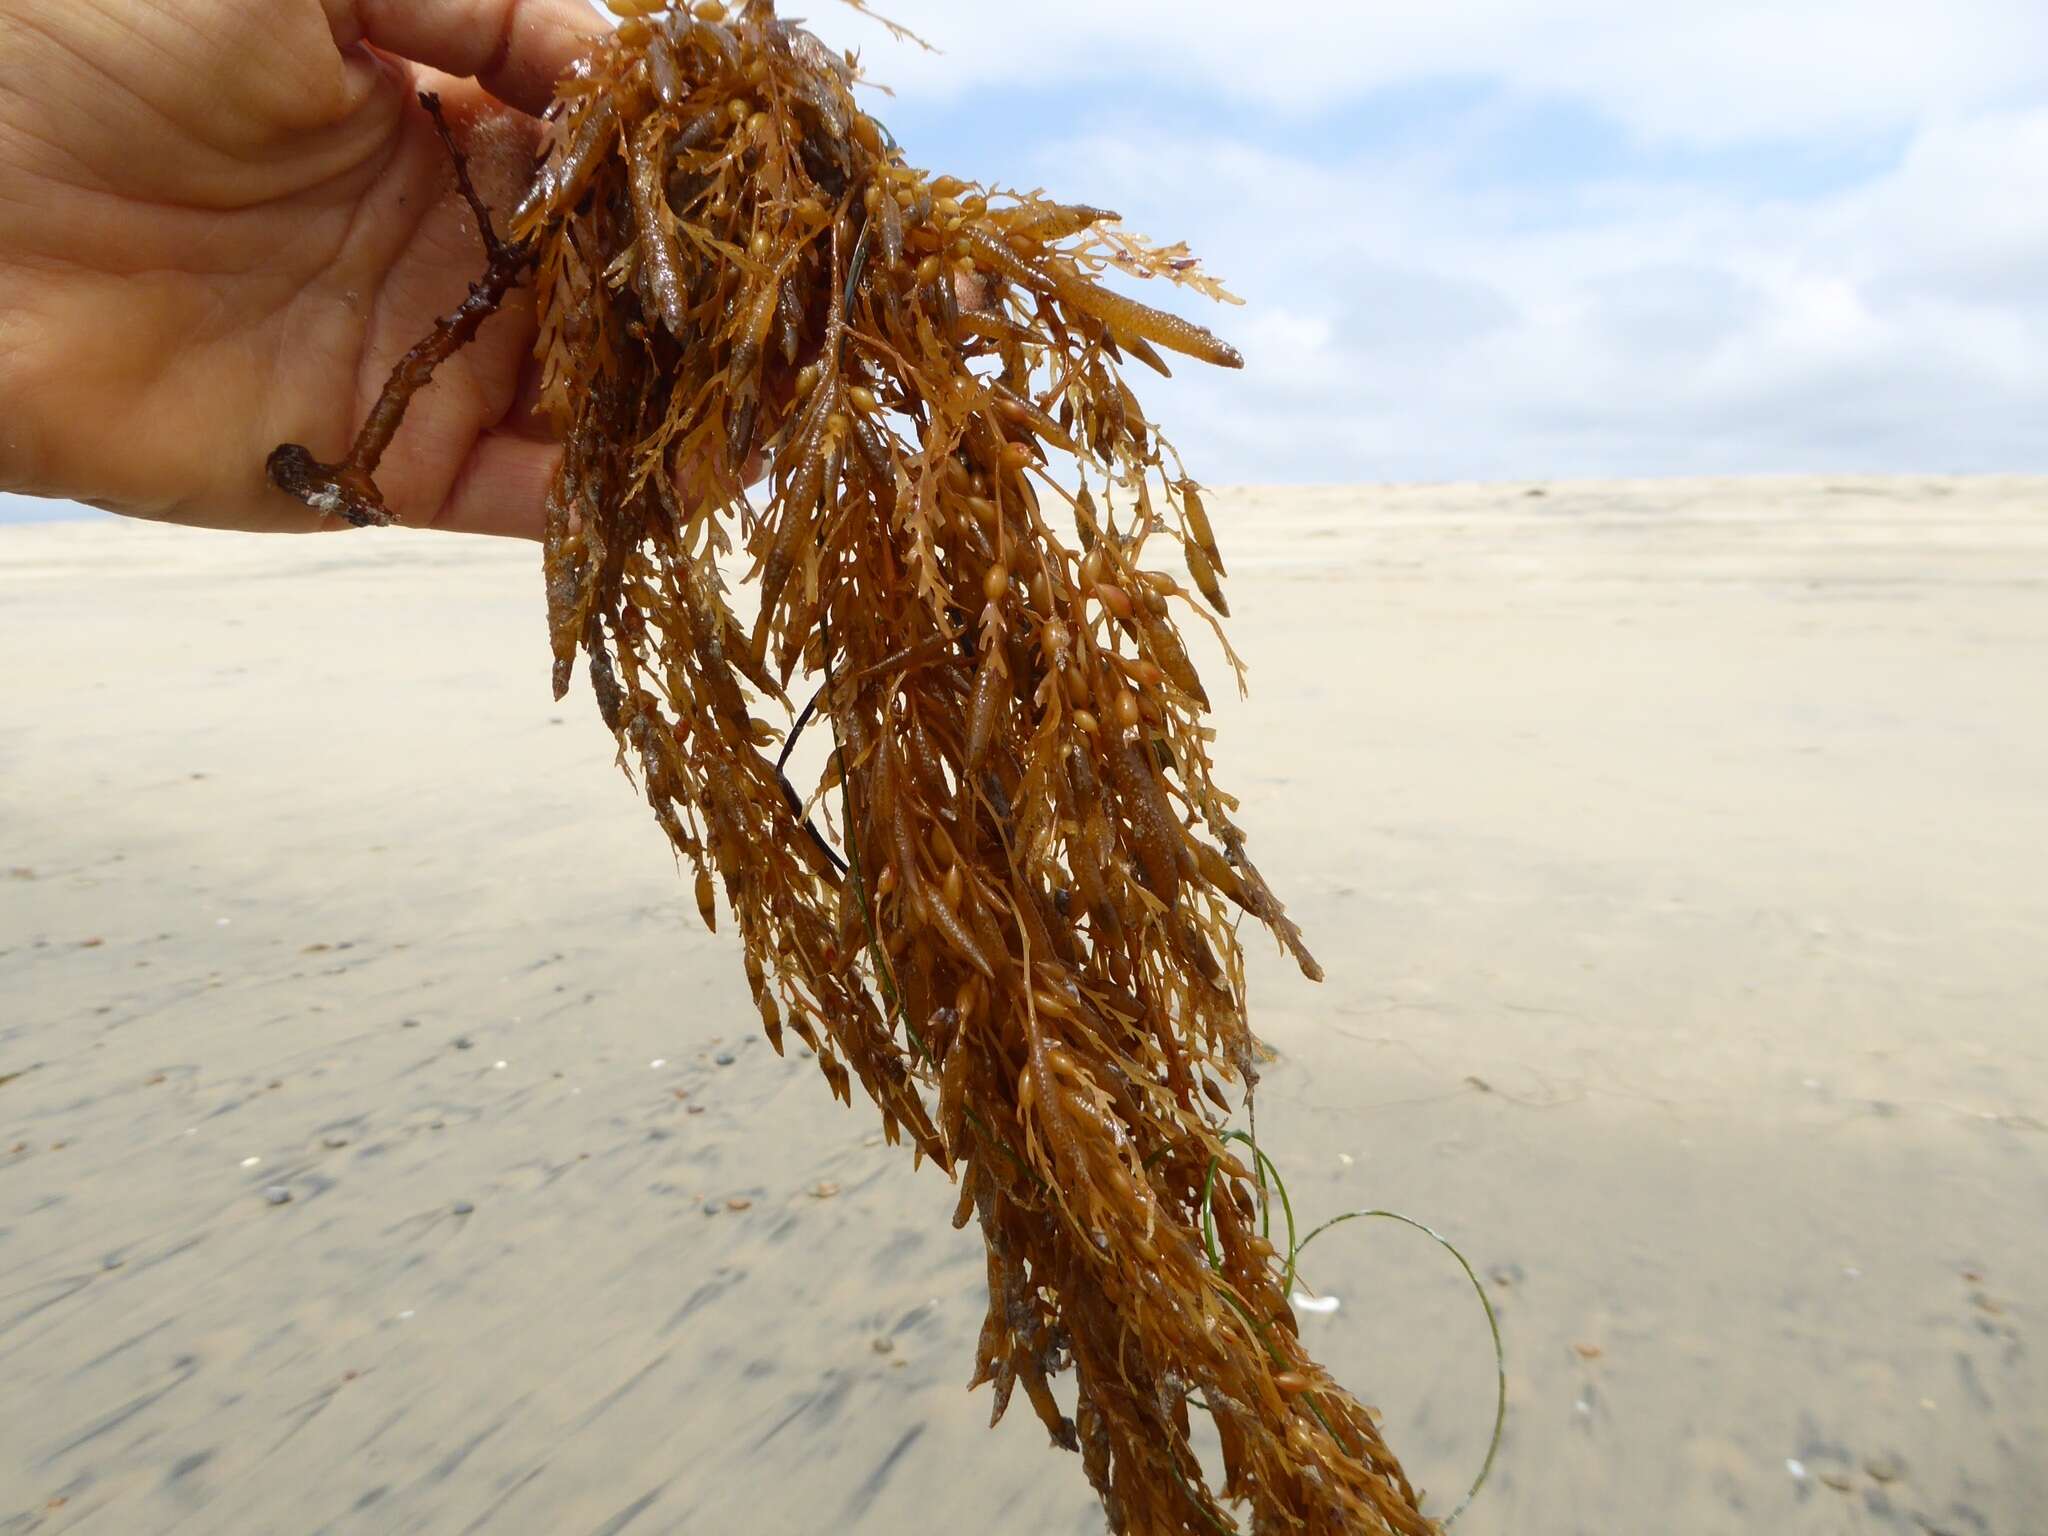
[0, 0, 604, 536]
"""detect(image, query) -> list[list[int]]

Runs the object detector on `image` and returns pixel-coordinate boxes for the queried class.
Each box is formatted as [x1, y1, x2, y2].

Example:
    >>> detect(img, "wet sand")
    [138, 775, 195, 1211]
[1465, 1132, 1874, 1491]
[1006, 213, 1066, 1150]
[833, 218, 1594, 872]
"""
[2, 476, 2044, 1534]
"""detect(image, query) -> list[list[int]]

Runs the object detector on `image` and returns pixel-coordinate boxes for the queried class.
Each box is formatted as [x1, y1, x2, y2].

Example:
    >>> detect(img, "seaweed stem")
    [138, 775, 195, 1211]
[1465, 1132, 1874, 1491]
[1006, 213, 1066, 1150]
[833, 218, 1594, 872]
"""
[266, 93, 534, 528]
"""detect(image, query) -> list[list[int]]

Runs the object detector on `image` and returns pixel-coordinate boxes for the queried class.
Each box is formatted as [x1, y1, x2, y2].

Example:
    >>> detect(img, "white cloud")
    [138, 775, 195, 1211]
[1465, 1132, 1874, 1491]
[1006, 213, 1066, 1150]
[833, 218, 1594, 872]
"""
[764, 4, 2042, 479]
[813, 0, 2048, 145]
[981, 101, 2048, 480]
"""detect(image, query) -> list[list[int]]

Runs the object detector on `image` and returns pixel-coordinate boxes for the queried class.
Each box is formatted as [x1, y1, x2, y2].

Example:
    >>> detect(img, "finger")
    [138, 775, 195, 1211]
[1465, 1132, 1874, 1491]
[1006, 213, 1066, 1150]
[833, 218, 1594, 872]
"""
[417, 431, 560, 539]
[498, 354, 558, 442]
[325, 0, 605, 117]
[954, 266, 994, 314]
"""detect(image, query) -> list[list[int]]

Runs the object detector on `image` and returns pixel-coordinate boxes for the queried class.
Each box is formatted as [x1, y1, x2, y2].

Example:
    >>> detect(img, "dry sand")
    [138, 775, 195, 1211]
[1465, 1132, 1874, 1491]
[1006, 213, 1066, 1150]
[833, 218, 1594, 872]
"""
[2, 476, 2044, 1535]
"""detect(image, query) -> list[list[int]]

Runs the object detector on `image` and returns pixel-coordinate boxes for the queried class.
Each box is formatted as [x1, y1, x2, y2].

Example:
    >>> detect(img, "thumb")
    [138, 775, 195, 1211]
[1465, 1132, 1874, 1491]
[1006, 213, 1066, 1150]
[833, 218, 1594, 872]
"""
[323, 0, 605, 116]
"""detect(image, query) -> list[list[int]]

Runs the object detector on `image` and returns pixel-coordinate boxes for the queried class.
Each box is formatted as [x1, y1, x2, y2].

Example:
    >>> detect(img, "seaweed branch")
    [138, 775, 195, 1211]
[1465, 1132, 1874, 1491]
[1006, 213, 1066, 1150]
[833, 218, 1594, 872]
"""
[263, 10, 1452, 1533]
[266, 93, 534, 528]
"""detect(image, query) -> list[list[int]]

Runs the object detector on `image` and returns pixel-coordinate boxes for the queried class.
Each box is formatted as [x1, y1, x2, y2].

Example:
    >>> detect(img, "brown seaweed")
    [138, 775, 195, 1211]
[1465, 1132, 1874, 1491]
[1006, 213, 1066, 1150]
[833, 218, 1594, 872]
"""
[268, 5, 1434, 1531]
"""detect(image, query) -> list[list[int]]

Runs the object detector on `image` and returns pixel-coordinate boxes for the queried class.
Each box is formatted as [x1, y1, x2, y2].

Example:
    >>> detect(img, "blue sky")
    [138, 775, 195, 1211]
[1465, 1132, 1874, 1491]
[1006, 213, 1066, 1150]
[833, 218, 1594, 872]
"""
[7, 0, 2044, 524]
[800, 0, 2048, 485]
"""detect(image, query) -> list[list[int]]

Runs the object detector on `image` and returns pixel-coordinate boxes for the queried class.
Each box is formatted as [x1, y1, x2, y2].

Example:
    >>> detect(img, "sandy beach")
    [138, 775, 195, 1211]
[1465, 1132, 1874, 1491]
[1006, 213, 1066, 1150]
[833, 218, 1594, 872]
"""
[2, 476, 2044, 1535]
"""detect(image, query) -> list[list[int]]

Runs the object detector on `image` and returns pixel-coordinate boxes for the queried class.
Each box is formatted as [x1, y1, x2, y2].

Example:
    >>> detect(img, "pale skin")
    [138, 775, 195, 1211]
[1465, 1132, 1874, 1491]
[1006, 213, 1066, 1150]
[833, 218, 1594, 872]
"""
[0, 0, 606, 537]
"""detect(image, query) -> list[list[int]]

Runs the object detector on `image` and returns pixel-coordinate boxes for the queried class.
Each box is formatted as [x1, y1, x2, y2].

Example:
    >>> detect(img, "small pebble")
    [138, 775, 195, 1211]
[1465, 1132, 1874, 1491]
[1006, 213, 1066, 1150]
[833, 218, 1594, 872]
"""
[453, 1036, 474, 1051]
[401, 1018, 420, 1029]
[871, 1335, 894, 1355]
[102, 1254, 124, 1271]
[1863, 1452, 1904, 1484]
[725, 1196, 753, 1212]
[322, 1135, 349, 1150]
[492, 1060, 508, 1071]
[650, 1058, 667, 1069]
[452, 1201, 475, 1217]
[811, 1182, 840, 1199]
[1785, 1458, 1808, 1481]
[1818, 1469, 1854, 1493]
[263, 1185, 292, 1206]
[714, 1051, 737, 1066]
[686, 1105, 705, 1115]
[240, 1155, 262, 1168]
